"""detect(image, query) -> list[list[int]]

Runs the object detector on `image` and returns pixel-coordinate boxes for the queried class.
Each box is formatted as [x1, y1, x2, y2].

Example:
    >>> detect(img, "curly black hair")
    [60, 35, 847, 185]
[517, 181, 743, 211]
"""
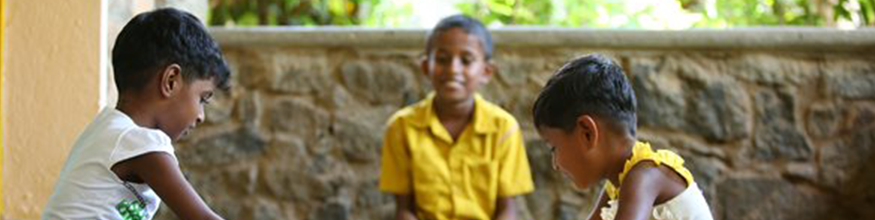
[533, 54, 637, 136]
[112, 7, 230, 94]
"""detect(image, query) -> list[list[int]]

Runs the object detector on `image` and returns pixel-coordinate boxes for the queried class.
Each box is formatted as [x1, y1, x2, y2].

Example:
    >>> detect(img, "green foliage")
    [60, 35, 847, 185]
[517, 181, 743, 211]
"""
[359, 0, 414, 26]
[835, 0, 875, 25]
[455, 0, 554, 25]
[210, 0, 370, 26]
[208, 0, 875, 28]
[694, 0, 826, 26]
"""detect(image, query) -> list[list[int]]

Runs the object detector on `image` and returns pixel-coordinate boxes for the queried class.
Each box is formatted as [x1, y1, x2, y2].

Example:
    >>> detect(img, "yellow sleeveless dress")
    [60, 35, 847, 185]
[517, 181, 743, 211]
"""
[599, 141, 714, 220]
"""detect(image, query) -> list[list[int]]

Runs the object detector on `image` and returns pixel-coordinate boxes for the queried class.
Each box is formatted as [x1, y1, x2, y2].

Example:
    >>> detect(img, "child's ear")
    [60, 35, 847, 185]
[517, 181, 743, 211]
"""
[420, 52, 432, 77]
[575, 115, 599, 151]
[481, 61, 496, 84]
[159, 64, 183, 98]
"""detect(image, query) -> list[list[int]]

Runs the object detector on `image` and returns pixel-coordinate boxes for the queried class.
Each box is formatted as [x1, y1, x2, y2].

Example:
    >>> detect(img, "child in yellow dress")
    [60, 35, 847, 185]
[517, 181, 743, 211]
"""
[532, 54, 714, 220]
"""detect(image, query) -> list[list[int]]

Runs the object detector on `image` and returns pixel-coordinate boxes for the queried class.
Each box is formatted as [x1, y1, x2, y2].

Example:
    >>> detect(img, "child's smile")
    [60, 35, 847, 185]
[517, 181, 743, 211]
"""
[438, 77, 466, 92]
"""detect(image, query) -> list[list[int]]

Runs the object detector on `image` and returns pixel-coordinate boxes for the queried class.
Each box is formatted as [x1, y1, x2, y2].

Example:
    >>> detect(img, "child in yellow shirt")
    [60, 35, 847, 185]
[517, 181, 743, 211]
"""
[379, 15, 535, 220]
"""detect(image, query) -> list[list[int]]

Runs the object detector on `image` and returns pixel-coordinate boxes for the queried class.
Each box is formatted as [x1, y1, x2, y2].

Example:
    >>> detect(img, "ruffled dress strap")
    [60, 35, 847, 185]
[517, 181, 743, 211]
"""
[604, 141, 695, 200]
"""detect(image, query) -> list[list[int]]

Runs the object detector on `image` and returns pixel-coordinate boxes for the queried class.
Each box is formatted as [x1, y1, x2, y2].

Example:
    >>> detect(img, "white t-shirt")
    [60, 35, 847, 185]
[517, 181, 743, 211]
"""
[42, 108, 177, 220]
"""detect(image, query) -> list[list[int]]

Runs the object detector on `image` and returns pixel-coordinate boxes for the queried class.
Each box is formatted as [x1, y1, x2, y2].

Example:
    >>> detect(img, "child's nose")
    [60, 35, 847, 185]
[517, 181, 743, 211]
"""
[451, 57, 464, 74]
[551, 155, 560, 171]
[196, 109, 205, 124]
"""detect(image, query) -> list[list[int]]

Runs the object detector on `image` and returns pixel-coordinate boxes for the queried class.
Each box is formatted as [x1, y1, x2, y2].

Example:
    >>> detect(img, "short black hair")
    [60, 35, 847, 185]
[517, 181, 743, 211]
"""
[112, 7, 230, 94]
[425, 14, 494, 60]
[533, 54, 637, 135]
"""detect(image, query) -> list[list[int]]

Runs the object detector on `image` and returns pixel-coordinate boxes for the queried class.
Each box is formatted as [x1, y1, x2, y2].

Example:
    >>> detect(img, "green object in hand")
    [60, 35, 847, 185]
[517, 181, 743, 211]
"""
[116, 199, 147, 220]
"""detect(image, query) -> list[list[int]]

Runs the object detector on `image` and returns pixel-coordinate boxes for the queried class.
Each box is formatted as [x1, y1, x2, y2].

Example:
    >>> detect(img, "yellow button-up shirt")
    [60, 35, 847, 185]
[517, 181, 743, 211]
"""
[379, 93, 535, 220]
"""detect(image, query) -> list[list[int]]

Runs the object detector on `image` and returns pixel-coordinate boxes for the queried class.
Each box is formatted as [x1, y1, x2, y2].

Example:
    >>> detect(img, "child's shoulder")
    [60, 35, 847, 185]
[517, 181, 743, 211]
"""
[474, 95, 520, 127]
[629, 142, 690, 174]
[77, 109, 168, 148]
[385, 98, 432, 126]
[606, 142, 696, 199]
[118, 126, 173, 147]
[102, 109, 172, 147]
[93, 109, 174, 160]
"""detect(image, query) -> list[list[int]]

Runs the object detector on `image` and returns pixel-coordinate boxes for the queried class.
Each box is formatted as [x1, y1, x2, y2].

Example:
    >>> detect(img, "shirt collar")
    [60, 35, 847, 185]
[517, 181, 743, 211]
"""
[408, 93, 498, 135]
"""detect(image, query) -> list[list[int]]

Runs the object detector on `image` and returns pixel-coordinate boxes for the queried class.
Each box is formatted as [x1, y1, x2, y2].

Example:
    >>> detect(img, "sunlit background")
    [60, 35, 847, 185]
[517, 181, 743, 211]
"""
[209, 0, 875, 29]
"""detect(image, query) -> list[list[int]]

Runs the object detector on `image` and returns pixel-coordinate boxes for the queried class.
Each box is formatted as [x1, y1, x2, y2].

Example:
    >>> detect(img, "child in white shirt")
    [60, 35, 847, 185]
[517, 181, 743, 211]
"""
[43, 8, 231, 220]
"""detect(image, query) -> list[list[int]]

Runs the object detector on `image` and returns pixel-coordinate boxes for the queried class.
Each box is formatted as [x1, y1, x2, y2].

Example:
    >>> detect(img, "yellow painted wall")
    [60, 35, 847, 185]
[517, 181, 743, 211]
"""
[0, 0, 5, 215]
[2, 0, 102, 218]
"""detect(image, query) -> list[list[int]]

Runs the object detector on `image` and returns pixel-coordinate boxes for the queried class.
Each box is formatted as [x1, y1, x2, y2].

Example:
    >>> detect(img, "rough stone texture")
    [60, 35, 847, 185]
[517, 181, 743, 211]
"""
[725, 54, 820, 86]
[684, 75, 750, 143]
[632, 56, 751, 143]
[270, 52, 332, 95]
[339, 60, 418, 106]
[178, 127, 267, 167]
[805, 102, 845, 138]
[820, 127, 875, 205]
[153, 35, 875, 220]
[751, 89, 813, 161]
[631, 57, 688, 130]
[825, 61, 875, 99]
[715, 177, 843, 220]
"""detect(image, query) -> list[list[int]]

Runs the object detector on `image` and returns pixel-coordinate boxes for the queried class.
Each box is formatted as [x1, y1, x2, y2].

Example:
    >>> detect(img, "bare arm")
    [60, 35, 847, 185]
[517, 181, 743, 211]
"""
[395, 194, 419, 220]
[586, 189, 610, 220]
[494, 197, 519, 220]
[113, 152, 224, 220]
[614, 162, 685, 220]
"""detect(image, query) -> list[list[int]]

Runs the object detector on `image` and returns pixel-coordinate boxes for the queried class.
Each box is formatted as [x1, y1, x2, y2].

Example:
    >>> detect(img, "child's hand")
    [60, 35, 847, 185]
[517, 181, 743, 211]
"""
[394, 194, 420, 220]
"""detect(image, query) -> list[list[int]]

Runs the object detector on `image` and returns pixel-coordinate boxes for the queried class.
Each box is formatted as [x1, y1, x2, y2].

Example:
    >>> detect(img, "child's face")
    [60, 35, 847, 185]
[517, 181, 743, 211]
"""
[158, 78, 215, 141]
[422, 27, 493, 105]
[538, 125, 605, 190]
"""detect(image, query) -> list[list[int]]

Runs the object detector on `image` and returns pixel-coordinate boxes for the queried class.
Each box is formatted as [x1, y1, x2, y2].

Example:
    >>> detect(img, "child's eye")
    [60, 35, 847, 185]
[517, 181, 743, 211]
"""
[200, 92, 214, 105]
[462, 56, 475, 65]
[435, 56, 451, 64]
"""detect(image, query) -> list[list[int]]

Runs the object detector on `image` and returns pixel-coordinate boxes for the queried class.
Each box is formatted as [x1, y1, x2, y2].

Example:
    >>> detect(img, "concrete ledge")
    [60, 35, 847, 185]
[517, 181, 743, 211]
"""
[210, 27, 875, 51]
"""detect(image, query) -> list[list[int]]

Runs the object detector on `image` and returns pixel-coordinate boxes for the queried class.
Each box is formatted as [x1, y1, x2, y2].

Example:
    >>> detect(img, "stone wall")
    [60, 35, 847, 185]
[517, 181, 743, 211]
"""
[155, 28, 875, 220]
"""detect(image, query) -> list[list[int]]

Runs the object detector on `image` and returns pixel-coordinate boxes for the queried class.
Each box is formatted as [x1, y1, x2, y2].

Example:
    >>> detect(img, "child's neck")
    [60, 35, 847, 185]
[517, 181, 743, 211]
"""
[433, 98, 475, 122]
[605, 134, 637, 187]
[433, 98, 475, 141]
[115, 96, 158, 129]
